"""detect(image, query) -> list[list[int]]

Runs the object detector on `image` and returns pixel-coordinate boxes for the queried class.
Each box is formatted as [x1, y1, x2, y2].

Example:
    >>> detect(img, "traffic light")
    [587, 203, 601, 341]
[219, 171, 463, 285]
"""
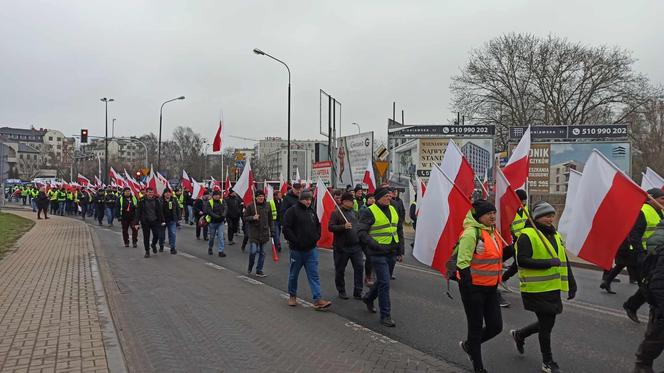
[81, 129, 88, 143]
[135, 170, 142, 178]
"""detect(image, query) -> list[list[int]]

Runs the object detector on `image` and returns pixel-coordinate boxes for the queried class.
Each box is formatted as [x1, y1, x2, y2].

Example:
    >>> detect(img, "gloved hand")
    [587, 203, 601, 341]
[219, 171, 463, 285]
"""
[549, 258, 561, 267]
[567, 290, 576, 300]
[458, 267, 472, 291]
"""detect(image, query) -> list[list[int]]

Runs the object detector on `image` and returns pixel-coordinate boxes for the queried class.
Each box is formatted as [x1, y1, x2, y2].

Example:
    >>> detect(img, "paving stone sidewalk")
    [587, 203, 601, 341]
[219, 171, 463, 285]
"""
[0, 211, 122, 373]
[92, 222, 464, 372]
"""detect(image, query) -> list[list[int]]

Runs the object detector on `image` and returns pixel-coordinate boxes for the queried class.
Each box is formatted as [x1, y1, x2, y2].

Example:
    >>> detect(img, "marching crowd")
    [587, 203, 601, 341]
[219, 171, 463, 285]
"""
[7, 182, 664, 373]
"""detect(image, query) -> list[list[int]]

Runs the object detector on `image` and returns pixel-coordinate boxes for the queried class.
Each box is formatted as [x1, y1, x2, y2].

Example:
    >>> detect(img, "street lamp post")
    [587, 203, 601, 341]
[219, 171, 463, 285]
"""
[112, 118, 116, 138]
[253, 48, 291, 182]
[100, 97, 114, 184]
[352, 122, 361, 134]
[158, 96, 185, 172]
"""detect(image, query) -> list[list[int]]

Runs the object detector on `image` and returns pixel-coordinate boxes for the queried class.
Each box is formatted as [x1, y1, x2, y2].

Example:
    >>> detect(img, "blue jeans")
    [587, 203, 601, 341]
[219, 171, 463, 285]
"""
[58, 201, 66, 216]
[186, 205, 193, 223]
[273, 222, 282, 251]
[365, 255, 396, 319]
[249, 241, 269, 273]
[105, 207, 114, 224]
[208, 222, 225, 252]
[288, 249, 321, 301]
[31, 199, 37, 212]
[159, 221, 177, 249]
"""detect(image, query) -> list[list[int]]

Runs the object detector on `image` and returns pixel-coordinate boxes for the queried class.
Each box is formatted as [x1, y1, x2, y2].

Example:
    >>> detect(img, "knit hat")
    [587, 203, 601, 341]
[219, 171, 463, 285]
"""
[516, 189, 528, 201]
[472, 200, 496, 221]
[648, 188, 664, 199]
[532, 201, 556, 220]
[123, 187, 131, 192]
[374, 187, 390, 201]
[341, 192, 355, 202]
[292, 182, 303, 189]
[354, 184, 363, 192]
[212, 190, 221, 196]
[255, 189, 265, 197]
[299, 191, 313, 201]
[163, 188, 172, 195]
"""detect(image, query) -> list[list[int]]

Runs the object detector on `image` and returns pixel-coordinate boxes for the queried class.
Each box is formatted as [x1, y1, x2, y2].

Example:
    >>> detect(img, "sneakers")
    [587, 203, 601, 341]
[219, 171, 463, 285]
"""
[159, 246, 164, 252]
[313, 299, 332, 311]
[380, 318, 396, 327]
[288, 296, 297, 307]
[600, 281, 616, 294]
[623, 303, 640, 323]
[170, 248, 177, 255]
[255, 272, 266, 277]
[362, 297, 376, 313]
[510, 329, 524, 354]
[497, 292, 511, 308]
[542, 361, 561, 373]
[144, 252, 150, 258]
[218, 252, 226, 257]
[459, 341, 472, 361]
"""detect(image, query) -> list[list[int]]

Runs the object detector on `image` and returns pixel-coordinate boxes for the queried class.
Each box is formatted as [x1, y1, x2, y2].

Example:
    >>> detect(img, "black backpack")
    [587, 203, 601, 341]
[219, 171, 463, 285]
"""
[639, 245, 664, 305]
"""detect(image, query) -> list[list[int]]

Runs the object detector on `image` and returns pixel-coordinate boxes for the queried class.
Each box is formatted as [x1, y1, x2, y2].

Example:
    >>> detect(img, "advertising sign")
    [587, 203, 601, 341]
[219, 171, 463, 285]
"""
[416, 138, 494, 178]
[336, 132, 373, 188]
[390, 125, 495, 138]
[312, 161, 333, 185]
[510, 125, 628, 141]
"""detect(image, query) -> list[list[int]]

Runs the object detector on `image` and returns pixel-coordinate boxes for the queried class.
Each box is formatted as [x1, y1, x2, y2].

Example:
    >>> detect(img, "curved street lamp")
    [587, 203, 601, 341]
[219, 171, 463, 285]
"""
[352, 122, 361, 134]
[158, 96, 185, 171]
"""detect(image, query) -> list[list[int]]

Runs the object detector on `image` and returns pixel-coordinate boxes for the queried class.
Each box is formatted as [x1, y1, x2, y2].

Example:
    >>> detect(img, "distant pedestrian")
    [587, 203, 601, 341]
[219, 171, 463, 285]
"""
[510, 202, 576, 373]
[184, 189, 194, 225]
[36, 187, 49, 219]
[116, 187, 139, 248]
[225, 191, 243, 245]
[358, 187, 401, 327]
[193, 192, 210, 240]
[456, 200, 505, 373]
[271, 190, 283, 252]
[329, 192, 364, 300]
[244, 190, 273, 277]
[388, 187, 405, 280]
[360, 193, 375, 286]
[94, 190, 105, 225]
[282, 190, 331, 311]
[136, 187, 164, 258]
[205, 190, 227, 257]
[103, 187, 117, 226]
[159, 188, 180, 254]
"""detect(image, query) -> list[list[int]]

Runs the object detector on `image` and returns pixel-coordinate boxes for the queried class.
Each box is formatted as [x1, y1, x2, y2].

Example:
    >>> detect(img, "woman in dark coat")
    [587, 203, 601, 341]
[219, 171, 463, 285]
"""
[36, 188, 50, 219]
[510, 201, 577, 373]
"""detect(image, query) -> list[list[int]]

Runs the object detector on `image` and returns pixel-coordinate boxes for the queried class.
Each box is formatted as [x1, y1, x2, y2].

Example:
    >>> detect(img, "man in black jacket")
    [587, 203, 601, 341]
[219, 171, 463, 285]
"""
[389, 187, 405, 279]
[280, 183, 302, 221]
[244, 190, 273, 276]
[634, 220, 664, 373]
[94, 190, 106, 226]
[329, 192, 364, 300]
[206, 190, 227, 257]
[225, 191, 243, 245]
[282, 191, 331, 311]
[193, 192, 209, 240]
[136, 187, 164, 258]
[160, 188, 180, 254]
[103, 187, 117, 226]
[116, 187, 139, 247]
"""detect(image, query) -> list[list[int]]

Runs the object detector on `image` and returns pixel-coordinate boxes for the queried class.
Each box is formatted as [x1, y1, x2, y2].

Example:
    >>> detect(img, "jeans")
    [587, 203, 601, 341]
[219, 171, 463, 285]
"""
[31, 199, 37, 212]
[248, 241, 269, 273]
[288, 249, 322, 301]
[88, 204, 95, 217]
[186, 205, 193, 223]
[141, 221, 160, 251]
[273, 222, 282, 251]
[459, 285, 503, 371]
[105, 207, 114, 225]
[635, 308, 664, 368]
[365, 255, 395, 319]
[159, 221, 177, 249]
[517, 312, 557, 363]
[80, 205, 88, 219]
[208, 222, 225, 252]
[58, 201, 66, 216]
[333, 247, 364, 297]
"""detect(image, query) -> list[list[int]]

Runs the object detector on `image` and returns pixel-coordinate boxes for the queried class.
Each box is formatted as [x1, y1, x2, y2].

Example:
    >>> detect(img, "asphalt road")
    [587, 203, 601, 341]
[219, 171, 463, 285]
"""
[84, 218, 661, 373]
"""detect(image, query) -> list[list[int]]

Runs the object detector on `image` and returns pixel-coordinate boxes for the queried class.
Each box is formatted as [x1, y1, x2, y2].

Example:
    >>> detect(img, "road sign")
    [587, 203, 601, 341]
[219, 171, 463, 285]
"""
[375, 145, 389, 160]
[374, 160, 389, 177]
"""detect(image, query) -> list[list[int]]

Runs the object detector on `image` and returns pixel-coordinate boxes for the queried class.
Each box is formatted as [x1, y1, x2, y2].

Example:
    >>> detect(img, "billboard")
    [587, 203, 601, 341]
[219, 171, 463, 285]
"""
[512, 142, 631, 194]
[336, 132, 373, 188]
[312, 161, 333, 185]
[415, 137, 494, 179]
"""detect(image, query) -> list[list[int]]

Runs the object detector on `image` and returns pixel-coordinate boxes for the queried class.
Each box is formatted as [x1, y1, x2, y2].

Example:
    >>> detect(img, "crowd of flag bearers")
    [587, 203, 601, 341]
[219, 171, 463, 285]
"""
[10, 125, 664, 373]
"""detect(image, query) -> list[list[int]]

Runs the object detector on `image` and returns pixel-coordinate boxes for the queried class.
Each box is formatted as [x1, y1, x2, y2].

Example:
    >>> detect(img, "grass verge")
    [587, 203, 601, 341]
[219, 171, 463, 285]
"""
[0, 212, 35, 257]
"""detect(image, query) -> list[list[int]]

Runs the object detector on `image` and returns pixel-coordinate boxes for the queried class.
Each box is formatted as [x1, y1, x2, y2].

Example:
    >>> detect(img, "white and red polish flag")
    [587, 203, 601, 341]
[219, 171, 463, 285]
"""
[565, 150, 648, 270]
[212, 120, 223, 152]
[641, 167, 664, 191]
[210, 176, 222, 191]
[233, 159, 255, 205]
[223, 171, 231, 198]
[415, 178, 427, 215]
[77, 174, 90, 187]
[94, 176, 103, 187]
[295, 168, 302, 185]
[315, 179, 336, 249]
[440, 139, 475, 199]
[557, 169, 583, 241]
[264, 181, 274, 202]
[495, 167, 524, 245]
[181, 170, 193, 193]
[190, 176, 206, 199]
[362, 158, 376, 193]
[413, 164, 472, 274]
[279, 173, 288, 195]
[503, 126, 531, 190]
[109, 167, 125, 187]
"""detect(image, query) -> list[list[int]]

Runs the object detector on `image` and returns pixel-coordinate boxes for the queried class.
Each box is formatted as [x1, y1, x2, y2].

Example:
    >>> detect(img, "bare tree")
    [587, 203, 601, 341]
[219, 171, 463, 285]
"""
[451, 33, 658, 150]
[629, 99, 664, 179]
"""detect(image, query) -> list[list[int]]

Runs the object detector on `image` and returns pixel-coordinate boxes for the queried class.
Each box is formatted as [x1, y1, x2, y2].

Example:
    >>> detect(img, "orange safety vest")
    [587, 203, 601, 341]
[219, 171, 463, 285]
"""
[469, 230, 504, 286]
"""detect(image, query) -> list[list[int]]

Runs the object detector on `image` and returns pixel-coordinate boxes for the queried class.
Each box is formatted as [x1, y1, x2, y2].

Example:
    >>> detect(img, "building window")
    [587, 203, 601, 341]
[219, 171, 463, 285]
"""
[49, 136, 53, 141]
[57, 145, 61, 150]
[33, 154, 37, 160]
[57, 137, 61, 142]
[19, 154, 23, 159]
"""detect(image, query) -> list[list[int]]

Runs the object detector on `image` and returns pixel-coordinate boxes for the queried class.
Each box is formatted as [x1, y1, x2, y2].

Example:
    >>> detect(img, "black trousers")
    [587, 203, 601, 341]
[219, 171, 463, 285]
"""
[37, 208, 48, 219]
[517, 312, 557, 363]
[626, 280, 648, 311]
[459, 285, 503, 371]
[227, 217, 240, 242]
[141, 221, 160, 252]
[362, 246, 372, 278]
[635, 308, 664, 368]
[241, 221, 250, 248]
[196, 222, 208, 239]
[121, 220, 138, 245]
[333, 248, 364, 297]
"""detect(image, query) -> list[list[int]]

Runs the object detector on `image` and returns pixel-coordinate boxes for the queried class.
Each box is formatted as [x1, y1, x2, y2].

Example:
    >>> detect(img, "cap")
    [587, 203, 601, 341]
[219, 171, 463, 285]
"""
[531, 201, 556, 220]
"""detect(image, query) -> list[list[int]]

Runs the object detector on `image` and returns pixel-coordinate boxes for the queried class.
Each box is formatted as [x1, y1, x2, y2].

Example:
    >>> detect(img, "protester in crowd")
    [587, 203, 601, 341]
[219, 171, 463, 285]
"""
[329, 191, 364, 300]
[271, 190, 283, 252]
[95, 189, 106, 226]
[388, 187, 405, 280]
[103, 187, 117, 226]
[194, 192, 210, 240]
[116, 187, 139, 248]
[159, 188, 180, 254]
[36, 187, 49, 219]
[136, 187, 164, 258]
[244, 190, 273, 277]
[205, 190, 227, 257]
[225, 190, 243, 245]
[360, 193, 376, 286]
[184, 189, 194, 225]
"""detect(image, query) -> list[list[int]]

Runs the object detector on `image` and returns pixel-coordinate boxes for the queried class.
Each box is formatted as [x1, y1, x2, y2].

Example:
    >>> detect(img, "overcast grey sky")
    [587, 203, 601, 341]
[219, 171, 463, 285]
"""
[1, 0, 663, 150]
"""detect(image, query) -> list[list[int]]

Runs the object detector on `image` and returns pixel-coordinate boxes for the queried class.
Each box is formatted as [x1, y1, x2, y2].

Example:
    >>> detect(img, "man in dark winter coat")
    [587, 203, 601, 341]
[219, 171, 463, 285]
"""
[116, 187, 139, 247]
[159, 189, 180, 254]
[244, 190, 274, 276]
[634, 220, 664, 373]
[36, 188, 49, 219]
[94, 190, 106, 226]
[225, 191, 243, 245]
[388, 187, 405, 279]
[329, 192, 364, 300]
[193, 192, 209, 240]
[103, 187, 117, 226]
[136, 187, 165, 258]
[205, 190, 227, 256]
[280, 183, 302, 221]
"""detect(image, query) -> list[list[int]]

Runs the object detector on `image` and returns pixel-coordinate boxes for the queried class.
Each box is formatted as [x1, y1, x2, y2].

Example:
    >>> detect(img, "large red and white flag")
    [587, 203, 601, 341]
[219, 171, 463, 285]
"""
[362, 159, 376, 193]
[223, 171, 231, 198]
[233, 159, 255, 205]
[565, 150, 647, 270]
[94, 175, 103, 187]
[413, 164, 472, 274]
[295, 168, 302, 185]
[212, 120, 223, 152]
[124, 170, 142, 198]
[77, 174, 90, 186]
[191, 176, 206, 199]
[415, 178, 427, 215]
[440, 139, 475, 199]
[557, 169, 583, 240]
[181, 170, 193, 193]
[264, 181, 274, 202]
[279, 173, 288, 195]
[495, 168, 524, 245]
[503, 126, 531, 189]
[642, 167, 664, 191]
[109, 167, 125, 187]
[315, 179, 336, 249]
[147, 165, 169, 195]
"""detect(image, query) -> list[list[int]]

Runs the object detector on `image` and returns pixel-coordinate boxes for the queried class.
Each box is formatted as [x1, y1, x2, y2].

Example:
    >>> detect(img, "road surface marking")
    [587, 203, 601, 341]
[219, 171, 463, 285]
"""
[345, 322, 397, 344]
[237, 275, 263, 285]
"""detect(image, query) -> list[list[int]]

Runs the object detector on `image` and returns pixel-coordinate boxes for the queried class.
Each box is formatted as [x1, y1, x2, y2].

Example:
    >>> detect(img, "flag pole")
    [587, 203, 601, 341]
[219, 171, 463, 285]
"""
[474, 173, 489, 198]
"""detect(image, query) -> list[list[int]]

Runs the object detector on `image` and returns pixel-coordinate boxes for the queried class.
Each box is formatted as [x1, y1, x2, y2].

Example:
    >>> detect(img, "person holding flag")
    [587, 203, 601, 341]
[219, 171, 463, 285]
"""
[509, 201, 576, 373]
[243, 189, 273, 277]
[271, 189, 283, 252]
[205, 190, 227, 257]
[329, 191, 364, 300]
[116, 187, 139, 248]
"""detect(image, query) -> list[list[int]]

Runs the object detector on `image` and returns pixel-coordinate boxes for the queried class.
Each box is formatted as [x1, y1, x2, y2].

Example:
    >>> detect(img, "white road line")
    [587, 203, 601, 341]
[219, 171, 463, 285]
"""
[237, 275, 263, 285]
[345, 321, 397, 344]
[179, 252, 198, 260]
[204, 262, 226, 271]
[279, 293, 314, 308]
